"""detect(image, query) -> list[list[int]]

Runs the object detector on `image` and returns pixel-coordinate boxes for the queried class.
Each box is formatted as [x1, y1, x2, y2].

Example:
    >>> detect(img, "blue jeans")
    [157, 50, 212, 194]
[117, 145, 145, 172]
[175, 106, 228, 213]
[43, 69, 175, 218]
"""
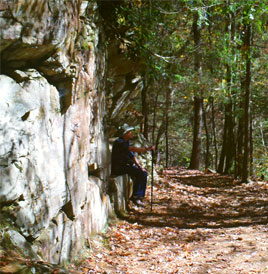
[114, 165, 148, 198]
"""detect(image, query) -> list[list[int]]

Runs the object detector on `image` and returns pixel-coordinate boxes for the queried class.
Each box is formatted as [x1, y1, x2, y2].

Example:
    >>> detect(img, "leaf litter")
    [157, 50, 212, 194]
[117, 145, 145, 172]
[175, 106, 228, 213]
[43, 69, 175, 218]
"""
[69, 167, 268, 274]
[1, 167, 267, 273]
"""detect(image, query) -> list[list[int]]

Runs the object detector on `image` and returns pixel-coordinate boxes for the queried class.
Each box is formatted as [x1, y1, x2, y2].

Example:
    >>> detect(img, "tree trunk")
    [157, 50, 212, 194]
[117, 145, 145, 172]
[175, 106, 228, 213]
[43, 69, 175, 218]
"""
[165, 86, 169, 168]
[202, 103, 210, 169]
[218, 114, 227, 173]
[141, 80, 149, 139]
[250, 113, 254, 176]
[224, 101, 235, 174]
[152, 84, 160, 164]
[236, 116, 244, 178]
[219, 1, 235, 175]
[189, 96, 203, 169]
[259, 121, 266, 150]
[211, 98, 218, 170]
[241, 22, 251, 183]
[189, 10, 203, 170]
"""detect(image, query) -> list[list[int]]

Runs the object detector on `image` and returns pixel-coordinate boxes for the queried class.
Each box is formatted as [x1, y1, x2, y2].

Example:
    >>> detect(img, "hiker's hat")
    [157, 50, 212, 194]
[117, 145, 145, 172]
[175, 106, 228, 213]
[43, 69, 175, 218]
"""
[120, 123, 134, 135]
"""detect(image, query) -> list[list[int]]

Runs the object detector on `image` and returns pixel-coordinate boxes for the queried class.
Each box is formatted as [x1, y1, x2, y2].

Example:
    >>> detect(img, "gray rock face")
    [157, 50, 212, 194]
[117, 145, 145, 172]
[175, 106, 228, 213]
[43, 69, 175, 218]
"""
[0, 0, 113, 263]
[0, 0, 142, 264]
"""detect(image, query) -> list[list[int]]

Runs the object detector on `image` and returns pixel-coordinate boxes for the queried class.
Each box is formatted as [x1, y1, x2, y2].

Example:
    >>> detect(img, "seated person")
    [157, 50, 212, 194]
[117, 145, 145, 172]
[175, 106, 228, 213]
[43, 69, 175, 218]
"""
[111, 124, 154, 207]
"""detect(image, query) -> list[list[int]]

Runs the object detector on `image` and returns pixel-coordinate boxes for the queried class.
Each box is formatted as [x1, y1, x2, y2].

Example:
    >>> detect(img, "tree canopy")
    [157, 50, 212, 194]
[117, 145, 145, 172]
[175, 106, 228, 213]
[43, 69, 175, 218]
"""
[105, 0, 268, 182]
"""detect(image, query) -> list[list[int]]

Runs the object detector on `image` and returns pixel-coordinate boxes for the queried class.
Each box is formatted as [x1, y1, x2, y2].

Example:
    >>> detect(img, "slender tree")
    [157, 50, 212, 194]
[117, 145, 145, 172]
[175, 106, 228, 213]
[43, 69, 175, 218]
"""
[189, 10, 203, 170]
[210, 97, 218, 170]
[241, 17, 252, 183]
[202, 103, 210, 168]
[165, 85, 170, 168]
[217, 1, 236, 174]
[141, 78, 149, 139]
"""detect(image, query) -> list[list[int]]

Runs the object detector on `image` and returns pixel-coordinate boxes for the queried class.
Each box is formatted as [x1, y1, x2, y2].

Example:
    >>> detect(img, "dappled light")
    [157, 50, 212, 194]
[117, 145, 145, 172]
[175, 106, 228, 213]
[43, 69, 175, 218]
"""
[67, 167, 268, 273]
[125, 167, 268, 229]
[1, 0, 268, 271]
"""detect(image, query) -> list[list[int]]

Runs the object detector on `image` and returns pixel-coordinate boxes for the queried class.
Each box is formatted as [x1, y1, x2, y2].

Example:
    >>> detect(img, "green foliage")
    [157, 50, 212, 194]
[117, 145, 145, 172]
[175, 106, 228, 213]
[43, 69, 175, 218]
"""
[255, 157, 268, 181]
[0, 204, 18, 231]
[108, 0, 268, 173]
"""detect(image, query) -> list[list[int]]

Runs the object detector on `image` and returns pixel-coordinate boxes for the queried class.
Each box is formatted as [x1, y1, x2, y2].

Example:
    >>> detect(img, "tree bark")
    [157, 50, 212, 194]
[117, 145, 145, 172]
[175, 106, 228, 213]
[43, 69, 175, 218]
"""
[165, 86, 170, 168]
[218, 113, 227, 173]
[224, 101, 235, 174]
[236, 115, 244, 178]
[189, 96, 203, 169]
[202, 103, 210, 169]
[141, 79, 149, 139]
[241, 22, 251, 183]
[210, 98, 218, 170]
[218, 1, 236, 174]
[250, 113, 254, 176]
[152, 84, 160, 164]
[189, 10, 203, 170]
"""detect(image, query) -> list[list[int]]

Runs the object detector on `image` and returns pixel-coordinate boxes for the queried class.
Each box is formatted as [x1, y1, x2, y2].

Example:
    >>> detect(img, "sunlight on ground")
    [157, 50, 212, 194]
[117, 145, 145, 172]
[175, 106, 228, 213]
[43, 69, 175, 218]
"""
[68, 167, 268, 274]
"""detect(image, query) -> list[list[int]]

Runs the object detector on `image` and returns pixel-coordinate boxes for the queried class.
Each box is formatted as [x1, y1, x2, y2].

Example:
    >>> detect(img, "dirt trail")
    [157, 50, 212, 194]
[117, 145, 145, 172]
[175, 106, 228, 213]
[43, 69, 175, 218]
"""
[72, 167, 268, 274]
[1, 167, 267, 273]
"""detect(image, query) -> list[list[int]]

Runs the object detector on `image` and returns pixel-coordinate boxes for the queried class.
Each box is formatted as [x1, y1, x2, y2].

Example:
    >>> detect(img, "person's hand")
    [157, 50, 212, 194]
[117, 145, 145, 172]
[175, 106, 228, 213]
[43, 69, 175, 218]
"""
[137, 164, 147, 172]
[141, 167, 147, 172]
[148, 145, 155, 151]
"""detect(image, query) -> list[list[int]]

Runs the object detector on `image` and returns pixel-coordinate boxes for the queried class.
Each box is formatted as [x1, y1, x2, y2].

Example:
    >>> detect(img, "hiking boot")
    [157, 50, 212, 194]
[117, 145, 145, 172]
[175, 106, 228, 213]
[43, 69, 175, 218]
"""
[135, 199, 145, 207]
[130, 196, 138, 203]
[130, 196, 145, 207]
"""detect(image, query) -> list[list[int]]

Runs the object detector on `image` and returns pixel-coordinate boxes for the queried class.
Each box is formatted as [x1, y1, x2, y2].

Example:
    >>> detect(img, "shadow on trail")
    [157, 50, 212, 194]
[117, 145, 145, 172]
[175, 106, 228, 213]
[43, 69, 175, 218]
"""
[123, 208, 268, 230]
[122, 167, 268, 230]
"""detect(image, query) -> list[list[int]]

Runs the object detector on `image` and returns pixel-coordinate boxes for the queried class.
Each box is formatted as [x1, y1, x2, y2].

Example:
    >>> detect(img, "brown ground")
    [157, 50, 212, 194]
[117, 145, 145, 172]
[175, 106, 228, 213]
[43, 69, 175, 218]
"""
[1, 167, 267, 273]
[69, 167, 268, 274]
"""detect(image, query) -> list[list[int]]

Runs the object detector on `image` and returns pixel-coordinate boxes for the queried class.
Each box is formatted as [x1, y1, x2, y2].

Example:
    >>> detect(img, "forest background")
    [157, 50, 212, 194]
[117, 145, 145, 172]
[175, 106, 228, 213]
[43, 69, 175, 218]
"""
[102, 0, 268, 183]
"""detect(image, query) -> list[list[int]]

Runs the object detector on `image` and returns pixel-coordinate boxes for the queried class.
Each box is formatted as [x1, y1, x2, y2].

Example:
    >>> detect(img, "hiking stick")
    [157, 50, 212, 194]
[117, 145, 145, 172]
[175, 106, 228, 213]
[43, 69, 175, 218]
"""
[151, 150, 154, 212]
[137, 133, 154, 210]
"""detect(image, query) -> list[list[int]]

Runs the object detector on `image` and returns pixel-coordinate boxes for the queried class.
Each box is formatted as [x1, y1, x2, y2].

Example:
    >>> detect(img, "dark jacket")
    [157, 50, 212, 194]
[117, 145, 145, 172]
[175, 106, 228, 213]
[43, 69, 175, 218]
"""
[111, 137, 135, 175]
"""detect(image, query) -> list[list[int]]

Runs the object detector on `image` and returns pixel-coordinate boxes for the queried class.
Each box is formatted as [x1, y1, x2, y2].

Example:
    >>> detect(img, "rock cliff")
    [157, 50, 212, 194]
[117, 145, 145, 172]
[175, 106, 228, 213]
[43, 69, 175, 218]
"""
[0, 0, 142, 264]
